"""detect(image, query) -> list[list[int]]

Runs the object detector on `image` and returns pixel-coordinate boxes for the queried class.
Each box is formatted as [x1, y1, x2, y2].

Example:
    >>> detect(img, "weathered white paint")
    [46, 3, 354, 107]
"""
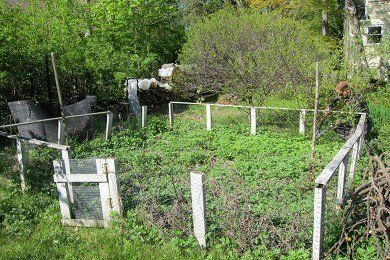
[106, 159, 123, 216]
[0, 132, 70, 151]
[250, 107, 257, 135]
[96, 159, 112, 221]
[312, 186, 326, 260]
[54, 174, 108, 183]
[299, 110, 306, 134]
[315, 114, 366, 185]
[141, 106, 147, 128]
[349, 141, 359, 178]
[53, 160, 71, 219]
[206, 104, 212, 131]
[61, 149, 74, 203]
[337, 156, 349, 200]
[169, 101, 365, 115]
[190, 172, 206, 247]
[16, 139, 26, 192]
[169, 102, 174, 127]
[105, 112, 113, 140]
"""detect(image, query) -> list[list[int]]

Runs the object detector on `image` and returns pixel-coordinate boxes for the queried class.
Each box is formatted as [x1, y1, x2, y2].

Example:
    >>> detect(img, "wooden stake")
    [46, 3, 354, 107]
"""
[310, 62, 320, 159]
[51, 52, 68, 145]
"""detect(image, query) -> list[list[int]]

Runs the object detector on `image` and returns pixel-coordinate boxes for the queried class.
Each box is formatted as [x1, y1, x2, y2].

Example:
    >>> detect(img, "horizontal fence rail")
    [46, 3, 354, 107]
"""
[312, 113, 366, 260]
[0, 111, 114, 142]
[0, 111, 112, 129]
[168, 101, 363, 135]
[169, 101, 366, 114]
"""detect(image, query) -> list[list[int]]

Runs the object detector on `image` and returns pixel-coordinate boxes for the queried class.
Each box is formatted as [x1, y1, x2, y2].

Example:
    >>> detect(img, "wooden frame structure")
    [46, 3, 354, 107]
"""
[53, 158, 122, 227]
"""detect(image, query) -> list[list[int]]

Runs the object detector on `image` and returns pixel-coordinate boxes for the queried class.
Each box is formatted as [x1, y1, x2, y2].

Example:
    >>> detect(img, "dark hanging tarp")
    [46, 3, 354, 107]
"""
[8, 96, 96, 142]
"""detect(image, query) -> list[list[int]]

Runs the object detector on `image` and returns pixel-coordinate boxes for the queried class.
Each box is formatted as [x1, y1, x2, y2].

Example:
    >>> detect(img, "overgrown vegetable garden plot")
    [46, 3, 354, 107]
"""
[69, 105, 366, 257]
[0, 104, 368, 258]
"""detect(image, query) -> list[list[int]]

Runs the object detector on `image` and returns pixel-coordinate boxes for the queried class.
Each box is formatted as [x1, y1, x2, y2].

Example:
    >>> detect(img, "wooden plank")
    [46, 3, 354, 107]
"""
[53, 174, 108, 183]
[337, 156, 348, 200]
[190, 172, 206, 247]
[61, 150, 74, 203]
[53, 160, 71, 219]
[349, 141, 359, 178]
[206, 104, 212, 131]
[141, 106, 147, 128]
[315, 114, 366, 185]
[250, 107, 257, 135]
[0, 131, 70, 151]
[16, 139, 26, 192]
[96, 159, 111, 221]
[169, 102, 174, 127]
[106, 159, 123, 216]
[105, 112, 113, 141]
[62, 219, 108, 228]
[312, 185, 326, 260]
[299, 110, 306, 135]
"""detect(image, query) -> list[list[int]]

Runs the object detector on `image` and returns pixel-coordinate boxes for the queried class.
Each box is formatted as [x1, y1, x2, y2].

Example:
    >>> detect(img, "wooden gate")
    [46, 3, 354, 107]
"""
[53, 158, 122, 227]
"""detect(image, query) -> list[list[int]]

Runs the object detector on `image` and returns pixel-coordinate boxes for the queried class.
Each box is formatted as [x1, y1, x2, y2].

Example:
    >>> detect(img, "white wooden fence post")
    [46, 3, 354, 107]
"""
[106, 159, 123, 216]
[96, 159, 111, 226]
[16, 139, 26, 192]
[251, 107, 257, 135]
[61, 149, 74, 203]
[357, 135, 364, 159]
[169, 102, 174, 127]
[190, 172, 206, 247]
[299, 110, 306, 135]
[105, 112, 113, 141]
[53, 160, 71, 220]
[58, 120, 65, 144]
[349, 141, 359, 178]
[312, 185, 326, 260]
[206, 104, 212, 131]
[141, 106, 147, 128]
[337, 156, 348, 201]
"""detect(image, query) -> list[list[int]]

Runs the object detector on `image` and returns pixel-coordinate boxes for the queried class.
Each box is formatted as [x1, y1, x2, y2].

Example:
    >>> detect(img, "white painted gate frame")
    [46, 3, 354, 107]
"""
[53, 158, 122, 227]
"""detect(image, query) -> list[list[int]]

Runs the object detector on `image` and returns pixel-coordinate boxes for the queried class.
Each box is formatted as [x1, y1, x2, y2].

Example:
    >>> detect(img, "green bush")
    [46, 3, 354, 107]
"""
[175, 9, 335, 105]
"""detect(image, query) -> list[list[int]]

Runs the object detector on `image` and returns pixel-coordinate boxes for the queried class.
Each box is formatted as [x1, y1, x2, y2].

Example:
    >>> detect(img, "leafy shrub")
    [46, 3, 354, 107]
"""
[175, 9, 334, 105]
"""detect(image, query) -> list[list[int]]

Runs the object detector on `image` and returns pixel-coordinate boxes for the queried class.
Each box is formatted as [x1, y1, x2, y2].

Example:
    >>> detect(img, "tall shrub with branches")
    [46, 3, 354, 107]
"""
[175, 9, 335, 105]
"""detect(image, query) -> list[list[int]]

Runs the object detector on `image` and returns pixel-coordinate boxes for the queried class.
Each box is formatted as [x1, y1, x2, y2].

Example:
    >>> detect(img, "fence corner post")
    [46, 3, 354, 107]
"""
[105, 112, 113, 141]
[141, 106, 147, 128]
[16, 139, 26, 193]
[312, 184, 326, 260]
[299, 110, 306, 135]
[250, 107, 257, 135]
[206, 104, 212, 131]
[190, 171, 206, 247]
[169, 102, 174, 127]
